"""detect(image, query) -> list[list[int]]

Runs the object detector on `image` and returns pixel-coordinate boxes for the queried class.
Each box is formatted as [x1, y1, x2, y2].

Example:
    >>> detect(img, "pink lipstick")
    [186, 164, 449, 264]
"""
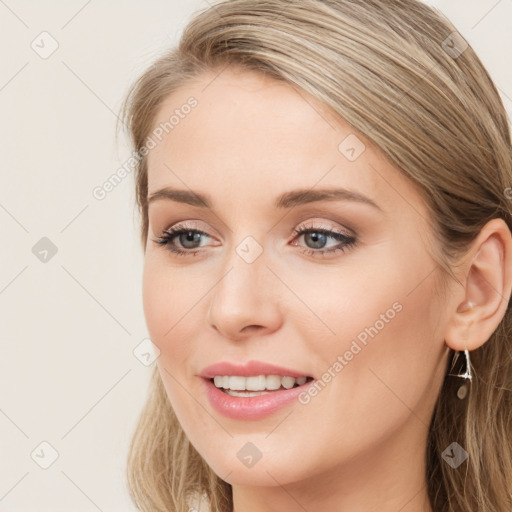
[199, 360, 314, 420]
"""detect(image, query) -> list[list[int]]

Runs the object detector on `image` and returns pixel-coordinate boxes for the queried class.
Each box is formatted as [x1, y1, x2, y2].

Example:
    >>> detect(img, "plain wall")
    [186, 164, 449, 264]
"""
[0, 1, 511, 510]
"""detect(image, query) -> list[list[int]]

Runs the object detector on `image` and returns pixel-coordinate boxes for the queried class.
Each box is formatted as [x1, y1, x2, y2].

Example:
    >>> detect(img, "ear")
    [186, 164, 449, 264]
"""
[444, 218, 512, 352]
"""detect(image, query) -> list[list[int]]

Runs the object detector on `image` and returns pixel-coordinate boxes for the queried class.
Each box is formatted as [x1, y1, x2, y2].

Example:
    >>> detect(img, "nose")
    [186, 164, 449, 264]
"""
[206, 253, 283, 342]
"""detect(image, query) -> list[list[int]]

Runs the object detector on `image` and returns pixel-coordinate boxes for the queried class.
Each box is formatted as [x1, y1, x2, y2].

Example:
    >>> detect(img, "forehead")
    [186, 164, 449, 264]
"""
[146, 67, 425, 218]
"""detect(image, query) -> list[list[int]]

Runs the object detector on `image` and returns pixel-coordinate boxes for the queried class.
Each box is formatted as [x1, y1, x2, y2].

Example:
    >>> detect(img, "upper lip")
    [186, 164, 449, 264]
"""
[199, 360, 312, 379]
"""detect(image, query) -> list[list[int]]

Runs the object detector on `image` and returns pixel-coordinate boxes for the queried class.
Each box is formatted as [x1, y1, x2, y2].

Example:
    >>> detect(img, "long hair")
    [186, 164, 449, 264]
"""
[119, 1, 512, 510]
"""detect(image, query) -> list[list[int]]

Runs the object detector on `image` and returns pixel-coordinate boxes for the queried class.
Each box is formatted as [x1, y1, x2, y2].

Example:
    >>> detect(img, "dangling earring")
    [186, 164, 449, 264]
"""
[447, 349, 472, 399]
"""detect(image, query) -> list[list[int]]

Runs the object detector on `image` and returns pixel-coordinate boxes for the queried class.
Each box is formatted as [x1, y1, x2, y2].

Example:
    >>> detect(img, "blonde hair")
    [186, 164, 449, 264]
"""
[119, 1, 512, 511]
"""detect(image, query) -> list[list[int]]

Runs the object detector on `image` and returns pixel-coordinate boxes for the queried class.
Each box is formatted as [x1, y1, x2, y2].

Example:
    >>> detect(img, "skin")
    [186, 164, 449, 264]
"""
[142, 65, 512, 512]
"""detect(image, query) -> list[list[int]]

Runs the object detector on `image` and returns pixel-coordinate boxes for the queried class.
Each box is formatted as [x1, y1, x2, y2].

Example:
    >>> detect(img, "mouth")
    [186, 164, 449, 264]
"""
[209, 375, 315, 397]
[199, 361, 316, 419]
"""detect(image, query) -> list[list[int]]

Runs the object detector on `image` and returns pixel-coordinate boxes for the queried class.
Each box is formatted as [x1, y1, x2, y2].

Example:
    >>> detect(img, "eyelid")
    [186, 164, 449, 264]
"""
[161, 218, 353, 241]
[293, 219, 353, 235]
[160, 220, 218, 238]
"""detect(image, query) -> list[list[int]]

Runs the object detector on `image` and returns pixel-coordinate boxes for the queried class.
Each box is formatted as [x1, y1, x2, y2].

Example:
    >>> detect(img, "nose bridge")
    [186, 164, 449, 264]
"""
[212, 235, 269, 311]
[207, 231, 282, 338]
[217, 212, 272, 286]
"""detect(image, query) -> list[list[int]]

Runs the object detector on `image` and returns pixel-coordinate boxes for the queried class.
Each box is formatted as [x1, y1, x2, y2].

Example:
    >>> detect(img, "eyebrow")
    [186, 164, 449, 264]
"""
[147, 186, 383, 211]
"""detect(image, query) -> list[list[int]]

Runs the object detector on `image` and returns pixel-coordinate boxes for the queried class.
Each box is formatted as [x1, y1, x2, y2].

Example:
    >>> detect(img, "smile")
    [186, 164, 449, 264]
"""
[212, 375, 313, 396]
[202, 375, 315, 420]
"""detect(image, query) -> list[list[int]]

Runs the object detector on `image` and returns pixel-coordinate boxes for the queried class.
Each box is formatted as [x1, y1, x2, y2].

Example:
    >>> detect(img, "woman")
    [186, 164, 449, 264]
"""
[119, 1, 512, 511]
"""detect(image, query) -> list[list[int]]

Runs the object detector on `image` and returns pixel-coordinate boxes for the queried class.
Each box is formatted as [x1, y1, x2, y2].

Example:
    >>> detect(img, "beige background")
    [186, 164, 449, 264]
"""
[0, 1, 511, 510]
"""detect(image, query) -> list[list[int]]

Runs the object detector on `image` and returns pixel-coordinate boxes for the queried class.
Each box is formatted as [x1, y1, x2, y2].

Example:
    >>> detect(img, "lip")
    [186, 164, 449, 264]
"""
[199, 360, 312, 379]
[201, 377, 314, 420]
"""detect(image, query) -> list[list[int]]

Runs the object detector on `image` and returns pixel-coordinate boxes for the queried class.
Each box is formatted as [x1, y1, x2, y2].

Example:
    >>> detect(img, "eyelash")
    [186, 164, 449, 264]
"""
[152, 222, 357, 258]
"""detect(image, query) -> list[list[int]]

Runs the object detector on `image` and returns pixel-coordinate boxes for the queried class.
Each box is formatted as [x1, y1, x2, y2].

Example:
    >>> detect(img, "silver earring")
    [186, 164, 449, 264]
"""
[447, 349, 472, 399]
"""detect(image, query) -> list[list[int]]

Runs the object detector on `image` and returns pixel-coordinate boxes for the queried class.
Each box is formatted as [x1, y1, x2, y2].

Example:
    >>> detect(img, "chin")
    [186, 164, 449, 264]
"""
[195, 438, 315, 488]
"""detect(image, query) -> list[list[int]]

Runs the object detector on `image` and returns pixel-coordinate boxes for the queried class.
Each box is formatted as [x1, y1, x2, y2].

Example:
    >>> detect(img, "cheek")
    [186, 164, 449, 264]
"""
[142, 259, 201, 421]
[316, 264, 445, 431]
[142, 259, 169, 343]
[142, 255, 212, 380]
[142, 257, 192, 359]
[291, 249, 444, 414]
[264, 269, 444, 474]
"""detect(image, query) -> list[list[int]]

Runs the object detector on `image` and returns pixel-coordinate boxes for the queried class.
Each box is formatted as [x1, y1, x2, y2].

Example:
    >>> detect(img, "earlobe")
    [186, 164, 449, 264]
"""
[444, 218, 512, 352]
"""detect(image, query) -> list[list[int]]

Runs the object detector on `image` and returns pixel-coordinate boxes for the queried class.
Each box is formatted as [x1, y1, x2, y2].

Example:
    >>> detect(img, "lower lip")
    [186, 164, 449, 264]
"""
[202, 378, 313, 420]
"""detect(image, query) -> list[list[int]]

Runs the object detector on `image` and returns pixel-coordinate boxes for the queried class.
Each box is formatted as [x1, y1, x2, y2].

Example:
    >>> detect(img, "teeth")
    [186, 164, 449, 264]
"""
[230, 376, 246, 390]
[212, 374, 310, 391]
[281, 376, 296, 389]
[246, 375, 266, 391]
[266, 375, 281, 390]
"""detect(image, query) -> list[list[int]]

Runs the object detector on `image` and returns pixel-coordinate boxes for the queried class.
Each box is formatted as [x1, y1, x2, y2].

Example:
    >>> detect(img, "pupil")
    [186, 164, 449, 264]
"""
[305, 232, 326, 249]
[180, 231, 201, 248]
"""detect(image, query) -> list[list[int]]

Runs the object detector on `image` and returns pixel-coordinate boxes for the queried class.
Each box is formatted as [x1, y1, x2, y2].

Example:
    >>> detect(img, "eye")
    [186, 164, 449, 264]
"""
[152, 223, 212, 256]
[152, 221, 357, 258]
[290, 222, 357, 258]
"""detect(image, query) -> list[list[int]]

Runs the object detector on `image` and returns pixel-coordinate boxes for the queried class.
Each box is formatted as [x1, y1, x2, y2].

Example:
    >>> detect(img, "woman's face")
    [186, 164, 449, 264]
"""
[143, 66, 453, 487]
